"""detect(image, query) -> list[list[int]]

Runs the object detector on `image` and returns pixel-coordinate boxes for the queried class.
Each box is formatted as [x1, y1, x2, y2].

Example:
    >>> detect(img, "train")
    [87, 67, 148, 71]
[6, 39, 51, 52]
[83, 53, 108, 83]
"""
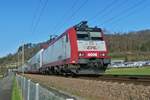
[19, 21, 111, 75]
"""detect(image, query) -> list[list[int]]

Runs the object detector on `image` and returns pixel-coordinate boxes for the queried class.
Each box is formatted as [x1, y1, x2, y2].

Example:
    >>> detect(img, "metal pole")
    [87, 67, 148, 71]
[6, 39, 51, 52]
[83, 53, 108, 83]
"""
[23, 77, 25, 99]
[35, 83, 39, 100]
[18, 52, 19, 67]
[27, 79, 31, 100]
[21, 44, 25, 100]
[22, 44, 24, 74]
[21, 76, 24, 100]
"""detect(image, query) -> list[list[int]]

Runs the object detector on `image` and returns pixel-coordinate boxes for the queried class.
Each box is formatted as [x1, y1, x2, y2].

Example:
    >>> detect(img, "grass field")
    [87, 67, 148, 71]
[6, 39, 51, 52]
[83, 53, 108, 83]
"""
[105, 66, 150, 75]
[12, 77, 22, 100]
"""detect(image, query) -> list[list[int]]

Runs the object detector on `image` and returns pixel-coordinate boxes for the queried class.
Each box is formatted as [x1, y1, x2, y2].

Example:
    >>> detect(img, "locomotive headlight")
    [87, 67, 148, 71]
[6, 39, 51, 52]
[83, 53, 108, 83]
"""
[79, 52, 85, 57]
[102, 53, 105, 56]
[72, 60, 76, 63]
[100, 53, 105, 56]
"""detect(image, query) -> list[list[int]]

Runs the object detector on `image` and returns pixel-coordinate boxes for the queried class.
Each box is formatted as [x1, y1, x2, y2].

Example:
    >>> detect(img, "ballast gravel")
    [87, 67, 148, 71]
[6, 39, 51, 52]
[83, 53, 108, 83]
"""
[24, 74, 150, 100]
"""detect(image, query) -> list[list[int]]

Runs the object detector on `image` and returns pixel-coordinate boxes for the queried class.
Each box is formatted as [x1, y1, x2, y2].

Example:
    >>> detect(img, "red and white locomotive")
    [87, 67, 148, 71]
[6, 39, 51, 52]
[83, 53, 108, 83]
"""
[26, 21, 111, 75]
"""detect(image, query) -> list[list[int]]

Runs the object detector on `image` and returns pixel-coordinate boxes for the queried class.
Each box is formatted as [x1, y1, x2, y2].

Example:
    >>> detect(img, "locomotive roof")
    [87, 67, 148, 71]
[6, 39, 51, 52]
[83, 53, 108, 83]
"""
[74, 21, 102, 32]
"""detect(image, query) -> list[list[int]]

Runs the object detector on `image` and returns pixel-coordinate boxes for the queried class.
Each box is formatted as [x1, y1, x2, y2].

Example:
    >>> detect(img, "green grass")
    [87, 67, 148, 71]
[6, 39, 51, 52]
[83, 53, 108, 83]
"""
[105, 67, 150, 75]
[0, 74, 3, 79]
[12, 77, 22, 100]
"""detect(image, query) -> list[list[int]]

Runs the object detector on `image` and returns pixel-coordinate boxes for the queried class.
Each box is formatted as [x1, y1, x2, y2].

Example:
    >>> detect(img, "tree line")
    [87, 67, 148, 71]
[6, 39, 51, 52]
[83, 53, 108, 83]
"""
[0, 29, 150, 70]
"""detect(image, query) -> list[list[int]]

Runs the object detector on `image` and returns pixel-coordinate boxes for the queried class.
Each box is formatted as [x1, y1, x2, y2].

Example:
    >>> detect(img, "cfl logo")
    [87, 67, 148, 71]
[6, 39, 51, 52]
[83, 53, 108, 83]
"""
[87, 53, 97, 57]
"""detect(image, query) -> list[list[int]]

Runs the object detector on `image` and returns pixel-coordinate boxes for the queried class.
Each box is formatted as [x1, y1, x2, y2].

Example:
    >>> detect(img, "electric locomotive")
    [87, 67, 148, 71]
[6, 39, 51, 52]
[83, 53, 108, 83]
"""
[38, 21, 111, 75]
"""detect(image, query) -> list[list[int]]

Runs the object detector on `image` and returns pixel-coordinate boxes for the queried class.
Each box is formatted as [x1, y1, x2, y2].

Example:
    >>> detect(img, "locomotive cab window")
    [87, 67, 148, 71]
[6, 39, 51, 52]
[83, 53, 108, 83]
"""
[90, 32, 103, 40]
[77, 31, 89, 40]
[77, 31, 103, 40]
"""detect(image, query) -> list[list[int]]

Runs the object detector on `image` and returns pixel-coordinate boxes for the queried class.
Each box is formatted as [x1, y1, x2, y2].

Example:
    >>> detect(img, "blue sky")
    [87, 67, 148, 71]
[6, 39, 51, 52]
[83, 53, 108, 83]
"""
[0, 0, 150, 57]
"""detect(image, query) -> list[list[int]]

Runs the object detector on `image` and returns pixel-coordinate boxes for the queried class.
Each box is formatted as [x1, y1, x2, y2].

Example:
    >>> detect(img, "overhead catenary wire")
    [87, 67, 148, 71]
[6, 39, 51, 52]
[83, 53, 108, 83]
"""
[89, 0, 128, 24]
[88, 0, 116, 22]
[66, 0, 89, 21]
[55, 0, 89, 35]
[52, 0, 78, 35]
[99, 0, 145, 27]
[31, 0, 49, 34]
[30, 0, 43, 34]
[106, 0, 149, 30]
[30, 0, 148, 37]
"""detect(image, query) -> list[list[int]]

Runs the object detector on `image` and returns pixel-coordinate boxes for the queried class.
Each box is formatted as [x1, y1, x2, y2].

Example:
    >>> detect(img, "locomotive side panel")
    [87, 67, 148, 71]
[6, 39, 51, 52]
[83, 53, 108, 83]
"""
[27, 49, 43, 72]
[42, 34, 71, 66]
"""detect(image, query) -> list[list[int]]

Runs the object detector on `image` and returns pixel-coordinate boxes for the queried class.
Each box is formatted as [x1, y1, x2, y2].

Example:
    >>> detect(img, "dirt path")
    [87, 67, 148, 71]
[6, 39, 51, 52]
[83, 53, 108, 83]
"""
[0, 72, 14, 100]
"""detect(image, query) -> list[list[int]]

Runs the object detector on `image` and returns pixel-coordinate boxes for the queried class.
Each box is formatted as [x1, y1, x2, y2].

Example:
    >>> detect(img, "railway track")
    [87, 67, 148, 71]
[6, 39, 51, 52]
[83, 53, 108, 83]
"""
[75, 74, 150, 86]
[22, 73, 150, 86]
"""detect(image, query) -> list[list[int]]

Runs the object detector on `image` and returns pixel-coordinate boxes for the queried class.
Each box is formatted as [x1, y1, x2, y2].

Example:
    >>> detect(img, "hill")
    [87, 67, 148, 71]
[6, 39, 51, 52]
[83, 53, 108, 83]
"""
[105, 29, 150, 61]
[0, 29, 150, 72]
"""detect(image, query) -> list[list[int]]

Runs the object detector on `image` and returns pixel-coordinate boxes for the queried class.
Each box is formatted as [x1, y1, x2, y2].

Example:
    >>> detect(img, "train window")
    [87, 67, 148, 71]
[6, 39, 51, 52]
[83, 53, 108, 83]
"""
[77, 31, 89, 40]
[77, 31, 103, 40]
[90, 32, 103, 40]
[77, 34, 89, 40]
[91, 37, 102, 40]
[66, 34, 68, 42]
[90, 32, 101, 37]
